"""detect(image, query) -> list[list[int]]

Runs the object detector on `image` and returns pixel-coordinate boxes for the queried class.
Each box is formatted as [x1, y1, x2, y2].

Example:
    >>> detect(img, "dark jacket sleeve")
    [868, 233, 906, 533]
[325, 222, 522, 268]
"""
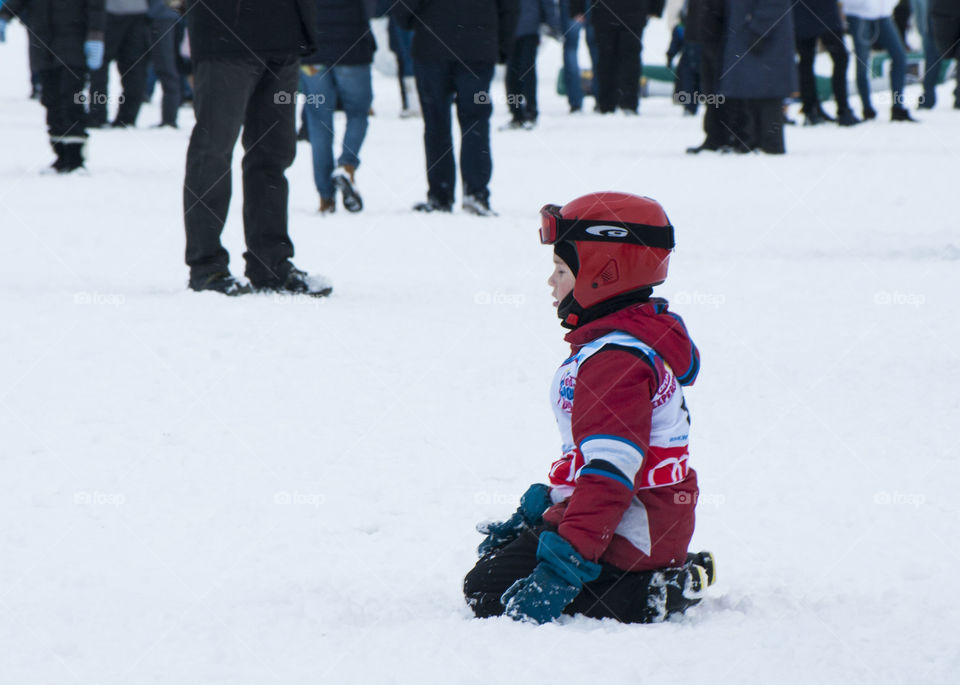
[570, 0, 585, 17]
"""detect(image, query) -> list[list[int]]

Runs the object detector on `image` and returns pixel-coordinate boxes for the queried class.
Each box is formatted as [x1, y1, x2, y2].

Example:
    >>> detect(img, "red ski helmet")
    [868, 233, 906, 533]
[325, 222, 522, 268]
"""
[540, 191, 675, 313]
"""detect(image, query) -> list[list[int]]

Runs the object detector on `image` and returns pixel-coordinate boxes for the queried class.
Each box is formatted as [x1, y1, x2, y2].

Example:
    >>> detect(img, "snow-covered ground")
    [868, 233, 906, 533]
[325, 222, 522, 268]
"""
[2, 17, 959, 685]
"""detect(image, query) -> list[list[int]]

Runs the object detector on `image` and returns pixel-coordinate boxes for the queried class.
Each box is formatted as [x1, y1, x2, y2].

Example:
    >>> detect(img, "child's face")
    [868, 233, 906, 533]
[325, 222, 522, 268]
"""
[548, 254, 576, 308]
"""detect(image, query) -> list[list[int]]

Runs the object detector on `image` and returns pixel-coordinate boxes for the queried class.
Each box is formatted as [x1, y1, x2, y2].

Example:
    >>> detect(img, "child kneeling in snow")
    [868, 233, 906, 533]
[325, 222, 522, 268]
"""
[464, 192, 715, 624]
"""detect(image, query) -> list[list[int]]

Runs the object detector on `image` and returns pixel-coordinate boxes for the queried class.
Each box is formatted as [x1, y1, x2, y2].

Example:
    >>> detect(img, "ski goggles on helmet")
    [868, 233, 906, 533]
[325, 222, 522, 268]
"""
[539, 203, 676, 248]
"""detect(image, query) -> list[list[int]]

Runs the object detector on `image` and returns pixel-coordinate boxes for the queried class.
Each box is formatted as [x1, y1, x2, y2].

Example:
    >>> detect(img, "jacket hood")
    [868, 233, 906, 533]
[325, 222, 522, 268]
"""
[564, 298, 700, 386]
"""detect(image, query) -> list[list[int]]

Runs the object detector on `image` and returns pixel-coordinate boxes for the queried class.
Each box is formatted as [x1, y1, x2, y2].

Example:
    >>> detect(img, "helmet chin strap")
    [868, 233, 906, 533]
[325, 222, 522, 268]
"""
[557, 288, 655, 330]
[557, 292, 583, 330]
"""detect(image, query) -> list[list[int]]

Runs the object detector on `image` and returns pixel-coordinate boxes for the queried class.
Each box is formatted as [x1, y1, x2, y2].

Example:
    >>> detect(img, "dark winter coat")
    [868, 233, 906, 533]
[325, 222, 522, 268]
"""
[303, 0, 376, 65]
[685, 0, 726, 48]
[570, 0, 665, 30]
[0, 0, 106, 69]
[931, 0, 960, 16]
[514, 0, 560, 38]
[792, 0, 842, 41]
[391, 0, 519, 64]
[718, 0, 798, 99]
[184, 0, 317, 62]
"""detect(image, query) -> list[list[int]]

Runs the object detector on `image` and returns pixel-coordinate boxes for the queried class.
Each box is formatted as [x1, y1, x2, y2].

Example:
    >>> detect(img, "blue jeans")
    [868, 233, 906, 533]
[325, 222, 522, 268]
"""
[559, 0, 584, 109]
[910, 0, 940, 105]
[413, 60, 494, 204]
[300, 64, 373, 200]
[847, 15, 907, 111]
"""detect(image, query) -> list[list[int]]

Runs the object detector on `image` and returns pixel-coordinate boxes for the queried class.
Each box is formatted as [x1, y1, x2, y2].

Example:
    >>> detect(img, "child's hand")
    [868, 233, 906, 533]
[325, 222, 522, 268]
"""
[475, 483, 552, 556]
[501, 531, 601, 624]
[476, 512, 525, 556]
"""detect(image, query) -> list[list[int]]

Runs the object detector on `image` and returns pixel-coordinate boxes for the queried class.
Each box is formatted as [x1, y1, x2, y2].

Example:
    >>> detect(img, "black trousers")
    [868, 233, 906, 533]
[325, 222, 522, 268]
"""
[796, 31, 852, 116]
[727, 98, 785, 154]
[149, 16, 183, 126]
[593, 18, 645, 113]
[89, 12, 149, 126]
[413, 59, 495, 204]
[699, 44, 733, 148]
[183, 58, 300, 285]
[506, 34, 540, 122]
[40, 65, 87, 143]
[931, 13, 960, 105]
[463, 527, 698, 624]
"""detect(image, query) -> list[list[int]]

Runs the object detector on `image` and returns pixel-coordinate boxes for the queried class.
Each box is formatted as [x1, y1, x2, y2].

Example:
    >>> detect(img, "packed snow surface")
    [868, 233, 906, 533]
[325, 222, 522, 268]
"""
[1, 18, 958, 685]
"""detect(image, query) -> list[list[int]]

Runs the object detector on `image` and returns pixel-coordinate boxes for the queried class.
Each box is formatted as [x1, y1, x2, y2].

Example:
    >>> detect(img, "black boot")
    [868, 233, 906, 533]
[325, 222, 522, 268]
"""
[59, 142, 86, 172]
[836, 109, 861, 127]
[49, 141, 66, 172]
[188, 271, 252, 296]
[891, 105, 917, 122]
[814, 106, 835, 122]
[687, 550, 717, 587]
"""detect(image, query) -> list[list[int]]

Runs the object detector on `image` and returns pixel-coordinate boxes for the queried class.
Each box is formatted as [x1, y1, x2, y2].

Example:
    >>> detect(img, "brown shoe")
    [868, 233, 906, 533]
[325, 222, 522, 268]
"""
[319, 197, 335, 215]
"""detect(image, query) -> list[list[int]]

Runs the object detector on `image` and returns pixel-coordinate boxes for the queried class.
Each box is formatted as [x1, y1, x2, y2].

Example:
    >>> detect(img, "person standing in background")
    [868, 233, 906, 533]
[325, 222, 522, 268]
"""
[793, 0, 860, 126]
[0, 0, 105, 172]
[375, 0, 419, 117]
[667, 5, 702, 116]
[146, 0, 182, 128]
[503, 0, 560, 129]
[573, 0, 664, 114]
[719, 0, 797, 154]
[88, 0, 149, 128]
[391, 0, 519, 217]
[930, 0, 960, 109]
[844, 0, 916, 121]
[558, 0, 586, 113]
[183, 0, 332, 297]
[684, 0, 732, 152]
[912, 0, 942, 108]
[301, 0, 376, 215]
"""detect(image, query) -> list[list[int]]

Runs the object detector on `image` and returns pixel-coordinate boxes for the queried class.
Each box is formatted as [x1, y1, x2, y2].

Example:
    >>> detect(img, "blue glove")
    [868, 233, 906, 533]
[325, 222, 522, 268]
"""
[501, 531, 602, 624]
[476, 483, 552, 556]
[0, 18, 8, 43]
[84, 39, 104, 71]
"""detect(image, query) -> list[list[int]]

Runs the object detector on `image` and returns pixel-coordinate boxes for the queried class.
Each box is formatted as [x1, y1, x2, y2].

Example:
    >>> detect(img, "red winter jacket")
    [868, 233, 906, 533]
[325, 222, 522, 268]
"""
[542, 299, 701, 571]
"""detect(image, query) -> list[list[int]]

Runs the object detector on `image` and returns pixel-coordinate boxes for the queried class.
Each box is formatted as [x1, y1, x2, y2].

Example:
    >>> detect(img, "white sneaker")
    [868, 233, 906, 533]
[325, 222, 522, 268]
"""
[462, 194, 497, 217]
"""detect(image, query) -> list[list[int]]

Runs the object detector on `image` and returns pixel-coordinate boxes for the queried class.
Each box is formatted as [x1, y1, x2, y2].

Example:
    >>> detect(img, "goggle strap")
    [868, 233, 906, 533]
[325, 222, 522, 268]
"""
[554, 218, 675, 249]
